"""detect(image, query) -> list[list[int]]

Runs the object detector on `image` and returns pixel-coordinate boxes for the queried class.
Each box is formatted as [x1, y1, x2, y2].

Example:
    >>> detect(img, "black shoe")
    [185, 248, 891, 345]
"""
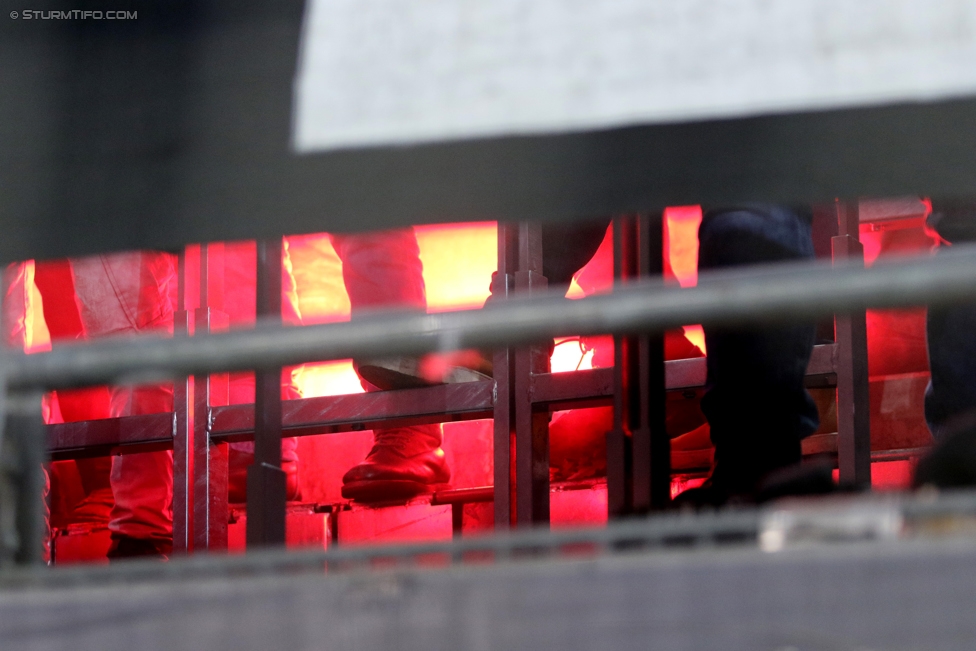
[107, 535, 172, 561]
[755, 460, 837, 503]
[914, 423, 976, 489]
[341, 428, 451, 502]
[672, 478, 733, 509]
[353, 356, 489, 391]
[673, 457, 761, 509]
[674, 461, 837, 509]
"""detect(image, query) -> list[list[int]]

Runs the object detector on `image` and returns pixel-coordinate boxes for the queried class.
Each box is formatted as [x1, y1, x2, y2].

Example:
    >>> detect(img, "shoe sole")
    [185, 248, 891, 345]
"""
[357, 365, 490, 391]
[341, 480, 451, 503]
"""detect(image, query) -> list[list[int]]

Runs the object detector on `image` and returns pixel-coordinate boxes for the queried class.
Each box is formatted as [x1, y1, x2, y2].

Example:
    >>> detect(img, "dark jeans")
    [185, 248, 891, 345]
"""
[698, 205, 820, 491]
[543, 207, 819, 491]
[925, 207, 976, 438]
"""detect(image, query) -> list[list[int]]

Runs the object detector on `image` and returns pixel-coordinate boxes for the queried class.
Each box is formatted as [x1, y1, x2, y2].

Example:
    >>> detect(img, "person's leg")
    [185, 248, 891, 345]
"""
[334, 222, 610, 501]
[331, 228, 450, 501]
[34, 259, 116, 524]
[106, 384, 175, 558]
[71, 252, 178, 557]
[57, 388, 115, 524]
[924, 291, 976, 440]
[330, 227, 476, 389]
[331, 228, 427, 313]
[690, 205, 820, 501]
[913, 204, 976, 487]
[923, 206, 976, 439]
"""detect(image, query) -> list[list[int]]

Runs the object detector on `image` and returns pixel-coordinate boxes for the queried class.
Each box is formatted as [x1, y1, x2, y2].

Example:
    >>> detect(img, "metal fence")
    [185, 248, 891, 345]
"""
[2, 239, 976, 566]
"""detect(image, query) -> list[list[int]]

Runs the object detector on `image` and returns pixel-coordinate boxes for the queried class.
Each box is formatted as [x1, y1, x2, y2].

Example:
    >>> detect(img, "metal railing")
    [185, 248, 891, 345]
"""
[6, 488, 976, 591]
[3, 240, 976, 567]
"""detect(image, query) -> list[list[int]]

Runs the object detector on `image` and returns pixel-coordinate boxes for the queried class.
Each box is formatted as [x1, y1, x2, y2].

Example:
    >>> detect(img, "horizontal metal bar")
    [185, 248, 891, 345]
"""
[872, 448, 930, 463]
[210, 381, 495, 440]
[8, 245, 976, 391]
[44, 343, 834, 456]
[2, 506, 763, 590]
[662, 348, 841, 391]
[46, 413, 175, 460]
[9, 489, 976, 592]
[529, 344, 836, 405]
[529, 368, 615, 408]
[431, 486, 496, 505]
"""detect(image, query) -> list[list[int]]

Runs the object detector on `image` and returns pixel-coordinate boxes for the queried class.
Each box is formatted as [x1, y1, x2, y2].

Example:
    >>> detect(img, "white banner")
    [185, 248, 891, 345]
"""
[294, 0, 976, 152]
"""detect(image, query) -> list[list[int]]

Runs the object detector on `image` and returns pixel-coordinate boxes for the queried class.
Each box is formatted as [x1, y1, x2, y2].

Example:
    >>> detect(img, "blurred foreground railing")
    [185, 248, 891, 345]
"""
[5, 488, 976, 591]
[6, 243, 976, 392]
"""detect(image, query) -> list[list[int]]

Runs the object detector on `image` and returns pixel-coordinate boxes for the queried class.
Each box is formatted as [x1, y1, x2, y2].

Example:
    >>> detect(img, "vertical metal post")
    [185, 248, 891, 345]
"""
[247, 238, 286, 548]
[493, 223, 517, 531]
[632, 213, 669, 512]
[811, 205, 840, 343]
[193, 243, 230, 551]
[833, 202, 872, 487]
[514, 223, 550, 527]
[0, 271, 15, 567]
[1, 390, 47, 566]
[0, 364, 12, 566]
[608, 218, 634, 517]
[609, 215, 669, 517]
[172, 247, 194, 554]
[0, 278, 42, 566]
